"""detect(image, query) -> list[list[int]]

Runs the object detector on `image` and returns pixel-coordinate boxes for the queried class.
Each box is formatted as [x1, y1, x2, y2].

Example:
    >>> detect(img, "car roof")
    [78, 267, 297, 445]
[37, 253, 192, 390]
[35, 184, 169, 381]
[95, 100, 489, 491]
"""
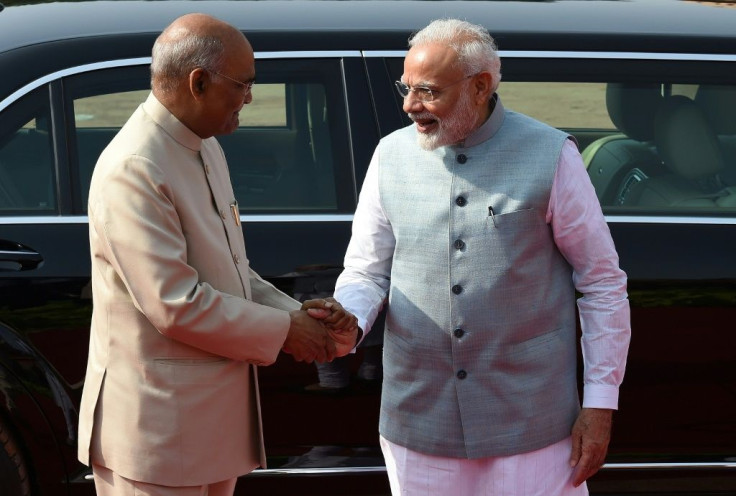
[1, 0, 736, 54]
[1, 0, 736, 102]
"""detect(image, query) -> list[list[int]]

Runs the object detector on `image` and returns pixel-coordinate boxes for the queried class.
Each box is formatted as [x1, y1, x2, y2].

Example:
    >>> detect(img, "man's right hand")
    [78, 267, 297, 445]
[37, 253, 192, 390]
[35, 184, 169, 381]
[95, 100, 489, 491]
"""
[282, 310, 336, 363]
[301, 297, 360, 357]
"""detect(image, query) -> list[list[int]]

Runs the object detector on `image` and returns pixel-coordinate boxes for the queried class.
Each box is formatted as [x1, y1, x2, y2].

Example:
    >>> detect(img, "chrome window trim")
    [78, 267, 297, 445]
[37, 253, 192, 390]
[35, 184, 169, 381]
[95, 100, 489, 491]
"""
[249, 467, 384, 477]
[0, 214, 356, 225]
[362, 50, 405, 58]
[364, 50, 736, 62]
[253, 460, 736, 475]
[503, 51, 736, 62]
[242, 214, 355, 223]
[0, 57, 150, 112]
[248, 460, 736, 476]
[3, 214, 736, 226]
[82, 460, 736, 482]
[602, 461, 736, 470]
[255, 51, 361, 59]
[604, 215, 736, 225]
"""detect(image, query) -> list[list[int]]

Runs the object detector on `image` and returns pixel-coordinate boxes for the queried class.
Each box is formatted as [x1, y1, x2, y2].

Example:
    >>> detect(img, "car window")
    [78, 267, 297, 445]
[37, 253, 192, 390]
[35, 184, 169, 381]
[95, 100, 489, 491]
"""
[500, 82, 614, 131]
[75, 90, 150, 128]
[220, 58, 353, 213]
[501, 80, 736, 214]
[65, 65, 152, 213]
[242, 83, 287, 126]
[0, 87, 56, 214]
[385, 57, 736, 216]
[74, 88, 151, 209]
[67, 58, 353, 215]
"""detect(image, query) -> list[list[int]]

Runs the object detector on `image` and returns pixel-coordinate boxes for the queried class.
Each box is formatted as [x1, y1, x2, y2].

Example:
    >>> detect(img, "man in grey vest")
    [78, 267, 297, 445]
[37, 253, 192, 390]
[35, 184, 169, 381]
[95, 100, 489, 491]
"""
[334, 19, 631, 495]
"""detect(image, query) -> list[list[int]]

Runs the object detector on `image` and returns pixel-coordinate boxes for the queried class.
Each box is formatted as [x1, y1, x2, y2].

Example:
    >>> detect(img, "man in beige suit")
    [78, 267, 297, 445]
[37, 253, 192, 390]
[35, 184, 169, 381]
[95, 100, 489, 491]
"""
[77, 13, 358, 496]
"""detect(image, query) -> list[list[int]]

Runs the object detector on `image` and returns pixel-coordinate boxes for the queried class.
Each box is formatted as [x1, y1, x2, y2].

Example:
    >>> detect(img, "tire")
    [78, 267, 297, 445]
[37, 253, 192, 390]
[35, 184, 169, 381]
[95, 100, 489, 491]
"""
[0, 420, 31, 496]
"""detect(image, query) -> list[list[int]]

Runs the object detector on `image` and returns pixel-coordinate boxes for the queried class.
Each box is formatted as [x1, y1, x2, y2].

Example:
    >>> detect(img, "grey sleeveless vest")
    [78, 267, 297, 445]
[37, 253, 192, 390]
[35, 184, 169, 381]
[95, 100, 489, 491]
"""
[377, 104, 580, 458]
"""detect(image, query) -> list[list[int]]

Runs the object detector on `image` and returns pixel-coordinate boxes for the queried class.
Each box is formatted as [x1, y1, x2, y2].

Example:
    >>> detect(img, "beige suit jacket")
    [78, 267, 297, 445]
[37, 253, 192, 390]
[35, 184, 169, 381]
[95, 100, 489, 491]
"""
[77, 93, 300, 486]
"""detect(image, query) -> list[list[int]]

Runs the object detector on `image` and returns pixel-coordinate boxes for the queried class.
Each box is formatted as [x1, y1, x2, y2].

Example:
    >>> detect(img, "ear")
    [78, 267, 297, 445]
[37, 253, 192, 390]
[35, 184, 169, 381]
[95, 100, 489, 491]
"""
[189, 68, 209, 100]
[473, 72, 494, 105]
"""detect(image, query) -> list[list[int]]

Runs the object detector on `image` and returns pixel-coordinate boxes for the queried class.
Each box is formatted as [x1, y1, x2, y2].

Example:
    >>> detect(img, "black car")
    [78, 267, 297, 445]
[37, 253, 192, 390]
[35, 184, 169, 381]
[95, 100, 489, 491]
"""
[1, 1, 735, 495]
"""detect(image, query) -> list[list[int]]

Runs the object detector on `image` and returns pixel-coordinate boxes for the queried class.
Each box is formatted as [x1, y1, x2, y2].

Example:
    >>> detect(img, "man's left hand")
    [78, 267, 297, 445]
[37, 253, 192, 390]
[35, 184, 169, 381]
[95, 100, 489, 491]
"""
[569, 407, 613, 487]
[302, 297, 359, 356]
[302, 297, 358, 332]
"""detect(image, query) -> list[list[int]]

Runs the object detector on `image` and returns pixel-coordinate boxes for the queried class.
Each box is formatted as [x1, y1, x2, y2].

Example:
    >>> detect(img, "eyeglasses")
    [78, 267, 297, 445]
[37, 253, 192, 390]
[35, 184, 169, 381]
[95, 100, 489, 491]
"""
[394, 74, 476, 102]
[208, 69, 255, 95]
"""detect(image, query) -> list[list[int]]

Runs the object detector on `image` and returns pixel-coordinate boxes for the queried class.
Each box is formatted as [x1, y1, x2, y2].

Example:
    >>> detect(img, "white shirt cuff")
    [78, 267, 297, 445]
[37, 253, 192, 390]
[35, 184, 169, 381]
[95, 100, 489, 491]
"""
[582, 384, 619, 410]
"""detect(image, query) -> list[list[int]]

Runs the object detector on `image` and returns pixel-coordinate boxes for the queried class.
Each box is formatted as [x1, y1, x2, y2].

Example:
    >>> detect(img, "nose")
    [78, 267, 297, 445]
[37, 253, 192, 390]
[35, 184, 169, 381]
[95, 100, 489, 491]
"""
[244, 90, 253, 105]
[402, 93, 424, 114]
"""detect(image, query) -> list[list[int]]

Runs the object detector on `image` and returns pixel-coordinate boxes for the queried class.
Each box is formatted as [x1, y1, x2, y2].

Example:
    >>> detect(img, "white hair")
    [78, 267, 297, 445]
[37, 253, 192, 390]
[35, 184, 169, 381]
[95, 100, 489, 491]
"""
[409, 18, 502, 92]
[151, 32, 225, 93]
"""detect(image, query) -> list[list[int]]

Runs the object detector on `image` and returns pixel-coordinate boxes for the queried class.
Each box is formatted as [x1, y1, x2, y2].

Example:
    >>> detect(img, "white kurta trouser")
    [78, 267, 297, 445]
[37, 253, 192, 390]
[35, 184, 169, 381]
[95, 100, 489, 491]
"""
[380, 435, 589, 496]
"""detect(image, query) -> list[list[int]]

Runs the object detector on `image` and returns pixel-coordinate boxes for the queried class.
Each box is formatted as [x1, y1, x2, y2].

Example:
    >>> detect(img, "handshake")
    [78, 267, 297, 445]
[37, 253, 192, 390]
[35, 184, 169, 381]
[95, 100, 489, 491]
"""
[282, 297, 360, 363]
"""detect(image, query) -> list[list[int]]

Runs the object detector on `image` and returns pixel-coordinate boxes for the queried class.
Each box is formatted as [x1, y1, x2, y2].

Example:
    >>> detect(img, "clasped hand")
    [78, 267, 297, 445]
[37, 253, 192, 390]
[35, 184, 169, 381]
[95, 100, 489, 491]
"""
[282, 297, 359, 363]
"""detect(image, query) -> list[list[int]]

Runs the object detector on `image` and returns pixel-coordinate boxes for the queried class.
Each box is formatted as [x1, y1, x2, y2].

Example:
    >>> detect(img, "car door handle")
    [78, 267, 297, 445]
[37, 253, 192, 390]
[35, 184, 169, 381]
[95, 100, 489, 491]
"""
[0, 239, 44, 271]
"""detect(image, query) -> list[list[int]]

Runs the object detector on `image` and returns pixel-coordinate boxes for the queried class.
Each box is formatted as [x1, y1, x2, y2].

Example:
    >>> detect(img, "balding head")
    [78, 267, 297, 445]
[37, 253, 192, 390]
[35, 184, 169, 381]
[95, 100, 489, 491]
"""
[148, 13, 255, 138]
[151, 13, 249, 95]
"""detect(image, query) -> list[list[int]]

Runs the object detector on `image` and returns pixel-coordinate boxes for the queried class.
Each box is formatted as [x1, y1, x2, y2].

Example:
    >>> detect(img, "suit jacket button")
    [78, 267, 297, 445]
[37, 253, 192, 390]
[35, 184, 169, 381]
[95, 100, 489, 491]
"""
[455, 196, 467, 207]
[233, 254, 240, 264]
[456, 370, 467, 380]
[457, 154, 467, 164]
[454, 239, 465, 250]
[452, 284, 462, 294]
[454, 328, 464, 338]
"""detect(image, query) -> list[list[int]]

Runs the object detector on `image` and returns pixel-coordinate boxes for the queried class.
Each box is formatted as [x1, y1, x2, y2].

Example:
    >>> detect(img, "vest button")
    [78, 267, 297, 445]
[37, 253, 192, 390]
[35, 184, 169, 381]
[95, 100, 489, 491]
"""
[453, 239, 465, 250]
[455, 196, 467, 207]
[457, 154, 467, 164]
[452, 284, 463, 295]
[454, 328, 464, 338]
[456, 369, 467, 380]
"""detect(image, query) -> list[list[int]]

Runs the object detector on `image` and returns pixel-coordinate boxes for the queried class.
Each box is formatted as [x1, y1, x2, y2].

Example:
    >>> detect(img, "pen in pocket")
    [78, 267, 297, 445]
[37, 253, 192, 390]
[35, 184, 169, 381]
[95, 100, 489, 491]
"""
[230, 200, 241, 226]
[488, 206, 497, 227]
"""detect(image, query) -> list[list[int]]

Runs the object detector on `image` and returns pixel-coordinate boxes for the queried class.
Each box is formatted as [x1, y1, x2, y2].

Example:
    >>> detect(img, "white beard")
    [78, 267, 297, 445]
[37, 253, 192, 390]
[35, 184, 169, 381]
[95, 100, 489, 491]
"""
[413, 91, 477, 151]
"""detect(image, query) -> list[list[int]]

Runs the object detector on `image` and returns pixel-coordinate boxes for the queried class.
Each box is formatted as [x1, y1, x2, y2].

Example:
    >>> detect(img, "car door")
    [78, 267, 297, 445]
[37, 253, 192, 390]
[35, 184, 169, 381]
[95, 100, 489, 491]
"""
[0, 79, 92, 495]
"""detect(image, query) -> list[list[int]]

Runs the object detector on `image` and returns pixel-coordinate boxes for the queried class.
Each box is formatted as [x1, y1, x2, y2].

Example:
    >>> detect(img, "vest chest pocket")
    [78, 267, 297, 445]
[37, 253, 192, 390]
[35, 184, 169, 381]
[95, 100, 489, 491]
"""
[481, 207, 549, 260]
[486, 207, 539, 231]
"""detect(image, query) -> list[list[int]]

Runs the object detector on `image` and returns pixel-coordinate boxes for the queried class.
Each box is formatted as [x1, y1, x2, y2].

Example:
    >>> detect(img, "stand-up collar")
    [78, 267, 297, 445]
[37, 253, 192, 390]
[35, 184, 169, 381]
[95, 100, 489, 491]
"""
[143, 92, 203, 152]
[455, 93, 504, 149]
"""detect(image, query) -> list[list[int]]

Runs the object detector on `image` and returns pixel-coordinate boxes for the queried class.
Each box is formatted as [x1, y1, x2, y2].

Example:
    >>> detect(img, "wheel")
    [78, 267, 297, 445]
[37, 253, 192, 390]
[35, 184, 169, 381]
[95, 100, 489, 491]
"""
[0, 420, 30, 496]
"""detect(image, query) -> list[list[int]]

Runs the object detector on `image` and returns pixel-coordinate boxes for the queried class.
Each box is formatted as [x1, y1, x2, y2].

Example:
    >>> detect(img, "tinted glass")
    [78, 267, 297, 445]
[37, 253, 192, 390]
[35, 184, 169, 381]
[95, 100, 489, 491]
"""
[67, 59, 352, 215]
[0, 87, 56, 214]
[65, 65, 152, 212]
[74, 89, 151, 210]
[385, 57, 736, 216]
[220, 58, 352, 213]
